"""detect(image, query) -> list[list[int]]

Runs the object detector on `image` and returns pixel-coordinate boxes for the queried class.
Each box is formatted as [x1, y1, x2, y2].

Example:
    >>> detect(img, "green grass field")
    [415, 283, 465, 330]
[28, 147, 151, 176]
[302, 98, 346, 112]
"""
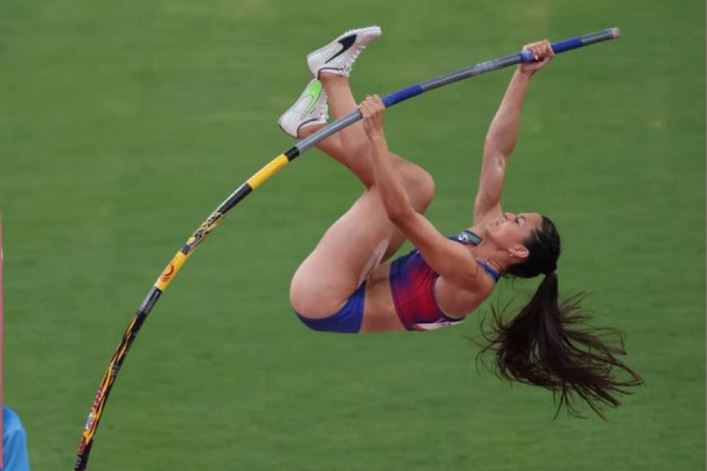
[1, 0, 704, 469]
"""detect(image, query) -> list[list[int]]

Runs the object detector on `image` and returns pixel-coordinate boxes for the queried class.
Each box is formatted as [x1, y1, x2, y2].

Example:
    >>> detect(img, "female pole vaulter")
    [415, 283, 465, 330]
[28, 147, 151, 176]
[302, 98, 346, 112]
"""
[278, 26, 642, 416]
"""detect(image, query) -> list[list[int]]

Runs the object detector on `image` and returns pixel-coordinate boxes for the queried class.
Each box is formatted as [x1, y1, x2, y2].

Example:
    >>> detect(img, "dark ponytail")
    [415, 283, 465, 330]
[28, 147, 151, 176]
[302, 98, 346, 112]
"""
[480, 217, 643, 417]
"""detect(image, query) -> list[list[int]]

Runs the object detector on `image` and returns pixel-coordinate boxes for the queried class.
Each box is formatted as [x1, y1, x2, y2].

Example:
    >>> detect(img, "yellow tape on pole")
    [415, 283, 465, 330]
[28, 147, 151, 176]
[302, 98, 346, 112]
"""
[246, 154, 289, 189]
[154, 251, 189, 291]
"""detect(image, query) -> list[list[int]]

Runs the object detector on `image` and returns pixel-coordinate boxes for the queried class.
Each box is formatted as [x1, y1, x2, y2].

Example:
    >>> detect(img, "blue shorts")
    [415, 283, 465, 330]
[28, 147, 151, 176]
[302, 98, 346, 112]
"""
[295, 283, 365, 334]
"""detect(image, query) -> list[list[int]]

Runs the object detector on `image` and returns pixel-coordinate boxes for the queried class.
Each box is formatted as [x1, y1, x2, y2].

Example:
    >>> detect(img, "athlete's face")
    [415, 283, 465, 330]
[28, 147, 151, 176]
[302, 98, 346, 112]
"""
[485, 212, 543, 260]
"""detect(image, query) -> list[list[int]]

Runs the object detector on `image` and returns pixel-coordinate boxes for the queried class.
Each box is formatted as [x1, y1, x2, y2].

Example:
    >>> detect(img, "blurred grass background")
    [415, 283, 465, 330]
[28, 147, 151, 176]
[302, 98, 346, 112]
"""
[0, 0, 704, 469]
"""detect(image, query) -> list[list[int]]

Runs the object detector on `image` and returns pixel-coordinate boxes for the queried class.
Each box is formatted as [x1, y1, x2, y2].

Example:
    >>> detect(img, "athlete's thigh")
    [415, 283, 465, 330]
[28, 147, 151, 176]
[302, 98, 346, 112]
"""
[290, 188, 395, 316]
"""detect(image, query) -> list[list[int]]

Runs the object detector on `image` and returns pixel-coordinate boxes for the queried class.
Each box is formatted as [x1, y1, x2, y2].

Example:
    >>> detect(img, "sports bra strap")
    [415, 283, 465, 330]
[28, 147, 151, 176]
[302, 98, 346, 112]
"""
[449, 229, 502, 282]
[476, 260, 501, 282]
[451, 229, 483, 246]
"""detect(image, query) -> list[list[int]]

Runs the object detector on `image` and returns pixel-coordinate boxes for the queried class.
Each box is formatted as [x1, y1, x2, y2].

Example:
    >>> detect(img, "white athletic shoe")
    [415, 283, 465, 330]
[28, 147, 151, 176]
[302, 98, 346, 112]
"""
[278, 79, 329, 138]
[307, 26, 382, 78]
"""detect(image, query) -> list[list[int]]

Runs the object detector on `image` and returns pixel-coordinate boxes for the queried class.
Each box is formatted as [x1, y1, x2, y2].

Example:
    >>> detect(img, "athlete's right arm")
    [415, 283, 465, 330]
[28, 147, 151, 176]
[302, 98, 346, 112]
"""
[474, 40, 553, 225]
[361, 96, 483, 289]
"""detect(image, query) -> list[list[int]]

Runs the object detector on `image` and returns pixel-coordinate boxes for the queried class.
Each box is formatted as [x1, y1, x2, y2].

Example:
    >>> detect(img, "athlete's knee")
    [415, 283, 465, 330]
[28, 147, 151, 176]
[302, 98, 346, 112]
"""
[289, 268, 340, 319]
[289, 269, 315, 315]
[397, 162, 436, 210]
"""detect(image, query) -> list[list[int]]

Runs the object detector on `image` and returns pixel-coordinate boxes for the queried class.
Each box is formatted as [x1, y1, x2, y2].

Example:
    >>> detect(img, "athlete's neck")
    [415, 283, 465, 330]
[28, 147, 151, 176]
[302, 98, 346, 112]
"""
[469, 244, 507, 274]
[467, 229, 512, 274]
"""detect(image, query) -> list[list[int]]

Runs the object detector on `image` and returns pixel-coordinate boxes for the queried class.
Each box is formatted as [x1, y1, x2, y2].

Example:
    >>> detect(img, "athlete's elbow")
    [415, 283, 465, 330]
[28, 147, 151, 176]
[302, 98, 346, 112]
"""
[483, 139, 512, 162]
[387, 205, 416, 225]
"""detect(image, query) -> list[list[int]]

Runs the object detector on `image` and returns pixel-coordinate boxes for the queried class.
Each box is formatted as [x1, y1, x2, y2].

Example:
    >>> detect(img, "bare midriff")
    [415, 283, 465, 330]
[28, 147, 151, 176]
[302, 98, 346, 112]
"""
[359, 244, 493, 333]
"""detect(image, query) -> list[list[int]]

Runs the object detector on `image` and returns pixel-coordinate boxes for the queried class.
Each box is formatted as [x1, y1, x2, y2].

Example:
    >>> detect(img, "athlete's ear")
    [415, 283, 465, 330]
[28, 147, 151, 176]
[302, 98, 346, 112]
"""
[509, 244, 529, 260]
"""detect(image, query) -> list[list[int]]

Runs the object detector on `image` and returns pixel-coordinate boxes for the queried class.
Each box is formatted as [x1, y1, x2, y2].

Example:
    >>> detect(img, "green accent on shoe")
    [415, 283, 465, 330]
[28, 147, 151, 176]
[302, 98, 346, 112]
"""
[301, 80, 323, 116]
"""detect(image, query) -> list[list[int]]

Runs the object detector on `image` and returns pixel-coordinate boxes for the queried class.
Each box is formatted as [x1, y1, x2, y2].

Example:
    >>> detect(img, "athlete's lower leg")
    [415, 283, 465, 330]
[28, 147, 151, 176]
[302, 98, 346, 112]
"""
[317, 73, 376, 185]
[319, 74, 368, 145]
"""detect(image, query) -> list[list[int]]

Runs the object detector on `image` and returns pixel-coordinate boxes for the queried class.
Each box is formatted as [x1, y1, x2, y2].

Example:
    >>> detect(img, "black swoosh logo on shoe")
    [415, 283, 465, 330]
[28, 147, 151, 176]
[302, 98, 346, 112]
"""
[325, 34, 357, 63]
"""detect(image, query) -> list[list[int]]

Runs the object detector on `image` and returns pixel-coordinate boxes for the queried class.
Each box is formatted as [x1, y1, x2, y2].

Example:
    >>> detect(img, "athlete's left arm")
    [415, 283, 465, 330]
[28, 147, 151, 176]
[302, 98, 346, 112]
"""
[474, 40, 554, 225]
[361, 96, 483, 289]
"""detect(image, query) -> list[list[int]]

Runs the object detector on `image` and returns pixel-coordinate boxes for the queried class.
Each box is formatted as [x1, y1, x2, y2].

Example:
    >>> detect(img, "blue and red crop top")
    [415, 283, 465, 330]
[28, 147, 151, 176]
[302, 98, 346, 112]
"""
[388, 229, 500, 331]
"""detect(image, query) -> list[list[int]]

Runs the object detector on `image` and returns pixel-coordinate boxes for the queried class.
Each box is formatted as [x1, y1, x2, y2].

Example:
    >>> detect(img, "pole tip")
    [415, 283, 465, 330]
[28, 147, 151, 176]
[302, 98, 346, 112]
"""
[609, 27, 621, 39]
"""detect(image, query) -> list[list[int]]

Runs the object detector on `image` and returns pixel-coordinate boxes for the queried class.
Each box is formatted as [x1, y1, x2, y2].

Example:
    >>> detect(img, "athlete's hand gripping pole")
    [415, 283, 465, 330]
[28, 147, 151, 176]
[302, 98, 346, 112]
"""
[74, 26, 620, 470]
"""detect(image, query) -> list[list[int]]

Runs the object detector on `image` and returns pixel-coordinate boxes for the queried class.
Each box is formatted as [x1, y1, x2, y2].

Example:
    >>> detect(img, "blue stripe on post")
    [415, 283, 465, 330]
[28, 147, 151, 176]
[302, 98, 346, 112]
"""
[382, 85, 423, 107]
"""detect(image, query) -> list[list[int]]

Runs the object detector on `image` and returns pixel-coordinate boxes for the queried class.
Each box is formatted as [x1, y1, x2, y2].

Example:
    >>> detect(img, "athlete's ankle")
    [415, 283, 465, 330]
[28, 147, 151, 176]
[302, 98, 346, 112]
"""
[319, 71, 348, 84]
[297, 123, 325, 139]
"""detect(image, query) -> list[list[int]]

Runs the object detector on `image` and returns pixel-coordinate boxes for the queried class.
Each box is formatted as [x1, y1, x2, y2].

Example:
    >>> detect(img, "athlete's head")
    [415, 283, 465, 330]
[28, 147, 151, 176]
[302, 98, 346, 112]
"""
[505, 214, 559, 277]
[480, 212, 643, 417]
[483, 212, 556, 274]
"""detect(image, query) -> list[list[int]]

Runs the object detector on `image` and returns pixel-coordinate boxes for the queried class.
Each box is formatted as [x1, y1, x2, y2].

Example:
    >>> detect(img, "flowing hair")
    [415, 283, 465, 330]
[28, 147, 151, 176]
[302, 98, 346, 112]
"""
[479, 217, 643, 417]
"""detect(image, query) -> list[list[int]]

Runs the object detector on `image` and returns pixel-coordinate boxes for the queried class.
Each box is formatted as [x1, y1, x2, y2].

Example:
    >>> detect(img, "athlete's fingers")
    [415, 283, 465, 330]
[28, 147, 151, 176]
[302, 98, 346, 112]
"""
[523, 42, 539, 60]
[366, 98, 379, 118]
[366, 95, 383, 116]
[532, 44, 540, 61]
[542, 40, 553, 62]
[368, 96, 379, 115]
[371, 96, 381, 111]
[369, 101, 379, 119]
[365, 96, 379, 116]
[544, 39, 555, 57]
[360, 96, 373, 118]
[374, 95, 385, 113]
[523, 40, 555, 61]
[535, 43, 545, 59]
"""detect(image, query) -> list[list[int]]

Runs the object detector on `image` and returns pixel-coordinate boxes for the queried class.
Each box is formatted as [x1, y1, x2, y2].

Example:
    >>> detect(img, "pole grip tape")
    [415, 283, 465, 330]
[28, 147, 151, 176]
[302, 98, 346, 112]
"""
[382, 85, 423, 107]
[521, 37, 584, 62]
[551, 37, 584, 54]
[521, 28, 618, 62]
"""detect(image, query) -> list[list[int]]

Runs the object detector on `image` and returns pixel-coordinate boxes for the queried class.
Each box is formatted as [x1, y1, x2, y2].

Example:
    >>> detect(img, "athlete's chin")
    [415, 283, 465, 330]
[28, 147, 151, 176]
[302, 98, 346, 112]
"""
[485, 222, 502, 235]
